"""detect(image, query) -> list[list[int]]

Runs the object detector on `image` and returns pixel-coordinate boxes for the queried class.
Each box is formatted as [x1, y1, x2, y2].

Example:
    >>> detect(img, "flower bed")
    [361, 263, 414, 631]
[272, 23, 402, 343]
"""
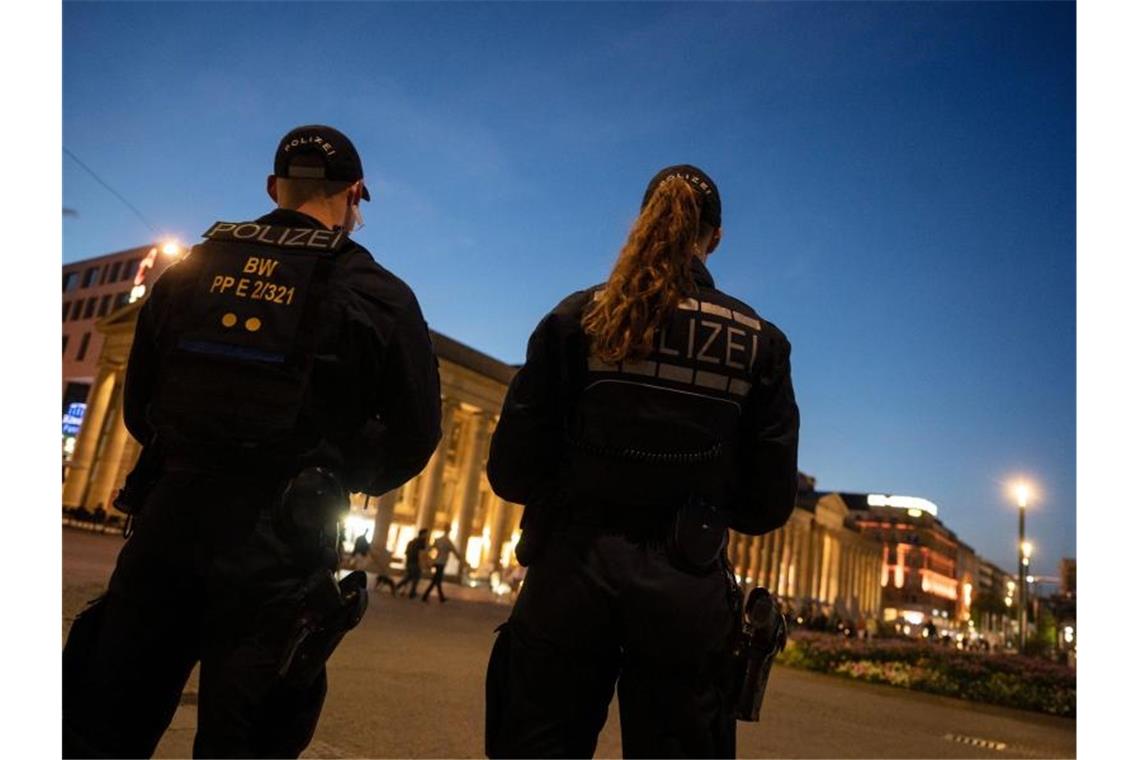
[777, 631, 1075, 718]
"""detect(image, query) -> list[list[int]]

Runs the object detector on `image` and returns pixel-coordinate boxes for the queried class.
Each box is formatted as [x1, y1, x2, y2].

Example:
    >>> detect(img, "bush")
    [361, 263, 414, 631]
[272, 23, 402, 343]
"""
[778, 631, 1075, 718]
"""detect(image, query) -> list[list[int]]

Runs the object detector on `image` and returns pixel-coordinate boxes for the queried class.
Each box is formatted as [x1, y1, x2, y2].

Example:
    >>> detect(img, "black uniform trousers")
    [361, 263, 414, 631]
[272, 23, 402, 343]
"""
[486, 522, 739, 759]
[63, 470, 327, 759]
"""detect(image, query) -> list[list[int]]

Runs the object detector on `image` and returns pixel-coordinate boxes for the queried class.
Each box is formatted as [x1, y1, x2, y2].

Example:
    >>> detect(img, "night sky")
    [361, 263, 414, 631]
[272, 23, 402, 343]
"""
[63, 1, 1075, 577]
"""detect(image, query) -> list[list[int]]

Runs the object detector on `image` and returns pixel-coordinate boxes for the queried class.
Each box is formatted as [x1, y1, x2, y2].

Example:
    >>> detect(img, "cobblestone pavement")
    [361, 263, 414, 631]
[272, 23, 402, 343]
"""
[63, 528, 1075, 759]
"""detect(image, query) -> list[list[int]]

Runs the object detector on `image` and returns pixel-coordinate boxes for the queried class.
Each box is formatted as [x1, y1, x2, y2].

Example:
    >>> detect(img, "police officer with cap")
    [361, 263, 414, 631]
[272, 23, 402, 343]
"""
[484, 165, 799, 757]
[63, 125, 442, 758]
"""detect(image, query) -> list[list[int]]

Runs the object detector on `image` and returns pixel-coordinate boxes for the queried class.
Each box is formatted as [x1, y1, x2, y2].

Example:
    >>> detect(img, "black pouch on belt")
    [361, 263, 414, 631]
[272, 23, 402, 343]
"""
[666, 495, 728, 574]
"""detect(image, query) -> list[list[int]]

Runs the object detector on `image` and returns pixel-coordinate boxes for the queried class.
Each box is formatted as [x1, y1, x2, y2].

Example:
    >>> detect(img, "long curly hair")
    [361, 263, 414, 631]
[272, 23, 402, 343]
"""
[582, 176, 710, 363]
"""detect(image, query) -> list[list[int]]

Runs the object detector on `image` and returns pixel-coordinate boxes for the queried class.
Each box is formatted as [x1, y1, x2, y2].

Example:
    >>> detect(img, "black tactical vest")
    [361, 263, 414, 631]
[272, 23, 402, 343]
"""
[149, 221, 350, 456]
[565, 288, 766, 508]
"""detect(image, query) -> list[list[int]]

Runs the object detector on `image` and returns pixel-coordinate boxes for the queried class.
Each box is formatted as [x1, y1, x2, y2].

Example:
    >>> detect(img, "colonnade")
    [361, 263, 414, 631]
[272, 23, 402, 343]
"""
[726, 500, 882, 619]
[361, 398, 523, 580]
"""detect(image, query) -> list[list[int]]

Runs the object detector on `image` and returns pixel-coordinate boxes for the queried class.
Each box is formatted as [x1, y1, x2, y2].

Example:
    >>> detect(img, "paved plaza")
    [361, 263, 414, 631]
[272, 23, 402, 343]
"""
[62, 528, 1075, 759]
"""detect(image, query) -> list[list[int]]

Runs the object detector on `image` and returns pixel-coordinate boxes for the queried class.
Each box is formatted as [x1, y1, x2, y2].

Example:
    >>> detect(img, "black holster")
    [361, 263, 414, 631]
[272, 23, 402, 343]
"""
[732, 586, 788, 721]
[277, 569, 369, 690]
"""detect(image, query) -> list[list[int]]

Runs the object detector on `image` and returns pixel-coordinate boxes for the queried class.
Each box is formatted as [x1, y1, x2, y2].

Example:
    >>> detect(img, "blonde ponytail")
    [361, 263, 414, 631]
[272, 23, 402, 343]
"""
[582, 176, 708, 363]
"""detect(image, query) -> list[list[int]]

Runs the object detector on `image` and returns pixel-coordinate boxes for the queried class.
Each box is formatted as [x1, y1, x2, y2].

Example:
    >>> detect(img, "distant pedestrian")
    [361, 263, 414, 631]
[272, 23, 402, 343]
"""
[351, 534, 371, 564]
[422, 533, 460, 603]
[393, 529, 430, 597]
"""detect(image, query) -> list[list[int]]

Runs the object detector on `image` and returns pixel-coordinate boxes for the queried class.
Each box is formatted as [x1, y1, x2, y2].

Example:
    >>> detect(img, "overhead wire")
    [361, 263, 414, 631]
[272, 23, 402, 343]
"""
[63, 147, 158, 233]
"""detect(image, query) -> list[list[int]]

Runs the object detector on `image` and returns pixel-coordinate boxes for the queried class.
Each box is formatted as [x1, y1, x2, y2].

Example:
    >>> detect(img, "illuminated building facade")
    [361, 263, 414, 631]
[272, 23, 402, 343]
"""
[59, 294, 530, 582]
[726, 477, 883, 621]
[62, 244, 181, 463]
[842, 492, 977, 628]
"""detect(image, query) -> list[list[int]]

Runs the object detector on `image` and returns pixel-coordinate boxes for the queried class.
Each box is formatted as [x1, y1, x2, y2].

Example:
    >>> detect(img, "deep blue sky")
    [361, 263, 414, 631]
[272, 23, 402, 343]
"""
[63, 1, 1075, 577]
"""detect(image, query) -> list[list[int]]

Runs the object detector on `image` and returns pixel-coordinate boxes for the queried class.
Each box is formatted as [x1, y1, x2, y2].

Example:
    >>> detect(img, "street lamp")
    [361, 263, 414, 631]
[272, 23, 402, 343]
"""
[1011, 481, 1034, 655]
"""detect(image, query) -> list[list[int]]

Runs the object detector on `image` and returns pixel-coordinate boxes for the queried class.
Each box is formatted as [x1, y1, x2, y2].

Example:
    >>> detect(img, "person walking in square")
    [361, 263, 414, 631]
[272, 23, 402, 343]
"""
[393, 528, 430, 597]
[422, 532, 460, 602]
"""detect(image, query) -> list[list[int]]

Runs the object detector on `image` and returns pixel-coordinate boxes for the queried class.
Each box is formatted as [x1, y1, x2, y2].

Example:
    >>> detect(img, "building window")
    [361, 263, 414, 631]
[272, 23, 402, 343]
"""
[76, 332, 91, 361]
[70, 300, 85, 321]
[62, 335, 69, 356]
[82, 267, 100, 288]
[63, 271, 79, 292]
[108, 260, 122, 282]
[83, 297, 97, 319]
[97, 294, 112, 317]
[63, 301, 71, 320]
[122, 258, 139, 282]
[115, 290, 130, 309]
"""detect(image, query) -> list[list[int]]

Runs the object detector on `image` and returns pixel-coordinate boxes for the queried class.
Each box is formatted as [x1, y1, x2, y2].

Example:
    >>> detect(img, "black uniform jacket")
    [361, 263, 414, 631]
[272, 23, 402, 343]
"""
[123, 208, 442, 495]
[487, 258, 799, 535]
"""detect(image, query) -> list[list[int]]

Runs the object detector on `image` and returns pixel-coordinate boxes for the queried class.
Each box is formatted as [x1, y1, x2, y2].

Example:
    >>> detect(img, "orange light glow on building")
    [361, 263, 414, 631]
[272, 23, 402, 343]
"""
[918, 569, 959, 600]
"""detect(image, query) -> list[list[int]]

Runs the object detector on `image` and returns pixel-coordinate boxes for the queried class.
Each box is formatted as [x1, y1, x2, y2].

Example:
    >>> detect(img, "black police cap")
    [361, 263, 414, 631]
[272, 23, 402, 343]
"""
[274, 125, 371, 201]
[641, 164, 721, 228]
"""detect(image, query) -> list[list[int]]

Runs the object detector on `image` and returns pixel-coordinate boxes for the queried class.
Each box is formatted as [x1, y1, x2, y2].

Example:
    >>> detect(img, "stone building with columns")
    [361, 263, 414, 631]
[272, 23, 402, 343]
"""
[726, 479, 884, 621]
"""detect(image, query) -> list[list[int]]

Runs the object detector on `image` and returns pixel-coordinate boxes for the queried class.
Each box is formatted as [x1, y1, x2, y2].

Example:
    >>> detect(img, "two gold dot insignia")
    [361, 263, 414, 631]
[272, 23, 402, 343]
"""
[221, 312, 261, 332]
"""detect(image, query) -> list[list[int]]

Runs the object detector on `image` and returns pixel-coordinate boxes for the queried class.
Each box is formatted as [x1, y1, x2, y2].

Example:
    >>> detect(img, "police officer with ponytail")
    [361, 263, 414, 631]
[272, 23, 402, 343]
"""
[63, 125, 442, 758]
[484, 165, 799, 758]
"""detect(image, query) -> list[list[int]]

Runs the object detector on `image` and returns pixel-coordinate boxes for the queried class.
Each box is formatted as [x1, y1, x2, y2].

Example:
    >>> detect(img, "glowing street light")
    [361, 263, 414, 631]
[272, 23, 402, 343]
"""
[161, 240, 183, 256]
[1009, 479, 1036, 654]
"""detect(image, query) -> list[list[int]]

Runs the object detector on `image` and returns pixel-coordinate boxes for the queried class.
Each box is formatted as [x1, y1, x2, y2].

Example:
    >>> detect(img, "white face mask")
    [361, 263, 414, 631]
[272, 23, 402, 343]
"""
[351, 202, 365, 232]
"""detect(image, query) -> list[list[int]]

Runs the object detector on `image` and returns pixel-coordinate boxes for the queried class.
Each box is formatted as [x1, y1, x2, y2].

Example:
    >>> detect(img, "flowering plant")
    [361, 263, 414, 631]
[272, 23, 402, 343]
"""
[778, 632, 1075, 717]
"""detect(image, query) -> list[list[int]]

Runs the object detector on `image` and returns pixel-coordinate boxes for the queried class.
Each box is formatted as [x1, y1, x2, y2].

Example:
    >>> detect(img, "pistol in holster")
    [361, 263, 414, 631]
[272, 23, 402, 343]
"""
[277, 569, 369, 689]
[732, 586, 788, 722]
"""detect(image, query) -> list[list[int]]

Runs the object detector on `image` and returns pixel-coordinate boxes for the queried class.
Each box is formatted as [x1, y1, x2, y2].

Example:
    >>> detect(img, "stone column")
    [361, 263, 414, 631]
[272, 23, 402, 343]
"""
[62, 367, 117, 508]
[782, 527, 795, 596]
[84, 390, 131, 511]
[453, 413, 492, 576]
[369, 490, 399, 570]
[807, 529, 819, 601]
[788, 526, 798, 597]
[415, 398, 459, 530]
[764, 531, 778, 590]
[479, 497, 503, 575]
[827, 534, 839, 604]
[754, 534, 768, 588]
[485, 497, 515, 575]
[742, 534, 755, 581]
[795, 526, 808, 599]
[864, 551, 874, 616]
[802, 526, 816, 603]
[838, 544, 849, 611]
[800, 526, 812, 599]
[770, 528, 779, 592]
[848, 544, 857, 610]
[867, 551, 877, 616]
